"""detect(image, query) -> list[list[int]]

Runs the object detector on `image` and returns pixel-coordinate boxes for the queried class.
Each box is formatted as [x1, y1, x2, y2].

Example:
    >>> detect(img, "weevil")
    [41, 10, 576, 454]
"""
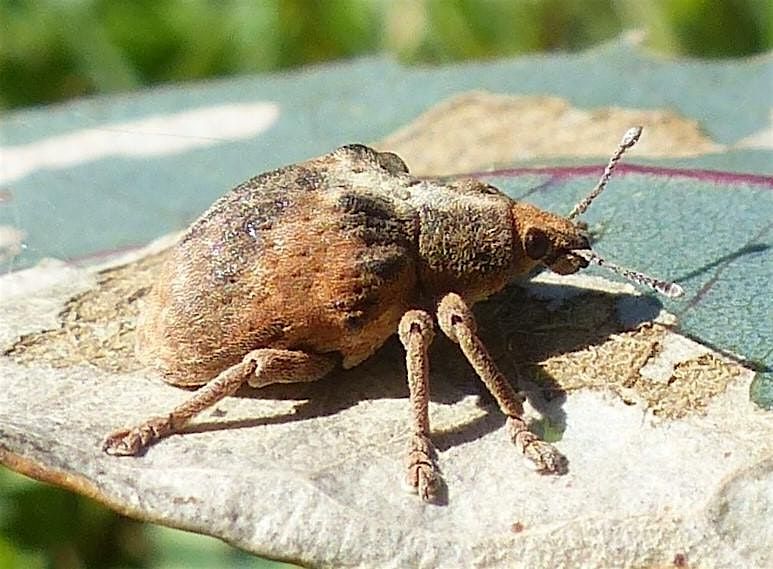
[103, 127, 682, 503]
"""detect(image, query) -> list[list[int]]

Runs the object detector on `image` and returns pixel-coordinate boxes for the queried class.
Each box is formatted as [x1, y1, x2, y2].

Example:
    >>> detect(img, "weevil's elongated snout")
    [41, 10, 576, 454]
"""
[548, 247, 590, 275]
[511, 202, 592, 275]
[542, 232, 592, 275]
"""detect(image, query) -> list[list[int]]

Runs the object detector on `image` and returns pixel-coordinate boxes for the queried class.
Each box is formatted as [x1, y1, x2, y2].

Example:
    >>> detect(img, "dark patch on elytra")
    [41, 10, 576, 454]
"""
[337, 192, 396, 220]
[337, 191, 414, 249]
[358, 245, 409, 282]
[176, 167, 304, 287]
[180, 166, 295, 249]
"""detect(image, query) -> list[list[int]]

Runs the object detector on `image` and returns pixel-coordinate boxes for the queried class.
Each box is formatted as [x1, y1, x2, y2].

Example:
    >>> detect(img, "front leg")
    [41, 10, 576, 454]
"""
[398, 310, 443, 503]
[436, 293, 567, 474]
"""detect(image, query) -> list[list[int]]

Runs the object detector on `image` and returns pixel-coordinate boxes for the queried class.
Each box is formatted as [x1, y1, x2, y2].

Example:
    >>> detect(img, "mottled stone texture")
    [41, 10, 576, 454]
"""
[1, 240, 769, 569]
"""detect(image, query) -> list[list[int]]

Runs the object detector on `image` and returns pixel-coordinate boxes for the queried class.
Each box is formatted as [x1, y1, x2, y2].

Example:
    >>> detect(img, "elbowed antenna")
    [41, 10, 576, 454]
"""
[568, 126, 643, 220]
[571, 249, 684, 298]
[564, 126, 684, 299]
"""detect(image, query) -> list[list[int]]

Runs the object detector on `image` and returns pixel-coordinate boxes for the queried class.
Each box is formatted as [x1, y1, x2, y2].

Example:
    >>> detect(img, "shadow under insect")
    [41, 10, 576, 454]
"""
[183, 279, 662, 457]
[3, 250, 664, 454]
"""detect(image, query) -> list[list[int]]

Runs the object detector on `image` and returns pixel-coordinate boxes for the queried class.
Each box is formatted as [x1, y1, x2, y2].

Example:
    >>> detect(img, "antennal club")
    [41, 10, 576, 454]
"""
[571, 249, 684, 298]
[568, 126, 643, 220]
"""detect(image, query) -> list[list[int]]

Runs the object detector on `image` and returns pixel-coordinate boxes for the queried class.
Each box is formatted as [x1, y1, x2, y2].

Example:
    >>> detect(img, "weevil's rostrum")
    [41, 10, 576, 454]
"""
[104, 129, 683, 503]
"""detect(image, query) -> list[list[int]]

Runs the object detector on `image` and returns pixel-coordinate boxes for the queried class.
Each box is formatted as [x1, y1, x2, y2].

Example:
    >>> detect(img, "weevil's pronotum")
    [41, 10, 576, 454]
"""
[103, 126, 683, 503]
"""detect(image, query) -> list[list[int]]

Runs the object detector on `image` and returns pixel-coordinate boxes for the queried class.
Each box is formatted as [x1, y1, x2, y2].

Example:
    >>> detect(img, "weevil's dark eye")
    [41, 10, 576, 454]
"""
[524, 227, 550, 260]
[376, 151, 409, 174]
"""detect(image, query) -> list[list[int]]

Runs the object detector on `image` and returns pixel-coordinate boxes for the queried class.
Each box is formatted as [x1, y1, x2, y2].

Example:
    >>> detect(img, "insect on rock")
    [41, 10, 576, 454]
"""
[103, 126, 683, 503]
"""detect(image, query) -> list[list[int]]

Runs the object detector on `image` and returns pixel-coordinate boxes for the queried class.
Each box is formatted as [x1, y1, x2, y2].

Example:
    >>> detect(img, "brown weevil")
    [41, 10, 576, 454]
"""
[103, 126, 683, 503]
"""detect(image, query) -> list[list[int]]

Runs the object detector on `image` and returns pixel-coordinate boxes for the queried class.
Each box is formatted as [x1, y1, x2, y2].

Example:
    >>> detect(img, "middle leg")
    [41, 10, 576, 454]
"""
[398, 309, 443, 503]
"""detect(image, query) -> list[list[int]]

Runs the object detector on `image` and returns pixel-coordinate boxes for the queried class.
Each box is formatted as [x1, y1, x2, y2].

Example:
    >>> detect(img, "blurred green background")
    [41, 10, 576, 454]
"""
[1, 0, 771, 110]
[1, 1, 770, 568]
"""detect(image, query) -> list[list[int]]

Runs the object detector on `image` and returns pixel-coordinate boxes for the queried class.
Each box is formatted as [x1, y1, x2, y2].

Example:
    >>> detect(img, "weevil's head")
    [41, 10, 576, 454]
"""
[511, 202, 591, 275]
[508, 126, 684, 299]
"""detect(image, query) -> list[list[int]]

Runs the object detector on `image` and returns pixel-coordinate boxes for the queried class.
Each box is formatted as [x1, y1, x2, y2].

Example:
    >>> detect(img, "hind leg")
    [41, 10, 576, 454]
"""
[103, 349, 336, 456]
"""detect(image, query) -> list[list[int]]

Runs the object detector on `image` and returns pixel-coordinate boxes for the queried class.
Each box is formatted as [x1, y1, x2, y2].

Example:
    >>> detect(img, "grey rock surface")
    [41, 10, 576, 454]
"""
[1, 243, 770, 569]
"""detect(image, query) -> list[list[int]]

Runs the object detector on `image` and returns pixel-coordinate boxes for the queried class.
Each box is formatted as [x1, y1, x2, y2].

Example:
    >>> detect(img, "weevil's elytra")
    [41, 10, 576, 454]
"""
[104, 128, 683, 503]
